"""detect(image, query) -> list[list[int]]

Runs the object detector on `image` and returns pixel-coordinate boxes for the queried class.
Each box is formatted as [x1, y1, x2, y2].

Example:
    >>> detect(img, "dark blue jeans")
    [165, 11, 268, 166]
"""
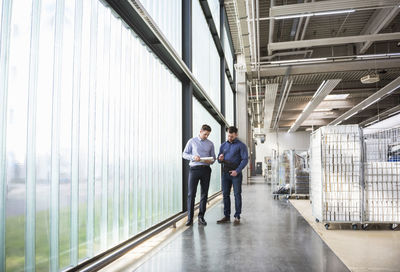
[222, 172, 242, 219]
[187, 166, 211, 220]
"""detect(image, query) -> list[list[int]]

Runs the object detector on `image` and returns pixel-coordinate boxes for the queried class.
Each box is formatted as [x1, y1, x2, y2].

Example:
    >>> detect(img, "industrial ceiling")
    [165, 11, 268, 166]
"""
[225, 0, 400, 132]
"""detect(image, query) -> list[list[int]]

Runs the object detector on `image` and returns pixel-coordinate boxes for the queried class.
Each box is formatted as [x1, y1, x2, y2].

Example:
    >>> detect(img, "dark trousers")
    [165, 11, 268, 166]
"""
[187, 166, 211, 220]
[222, 172, 242, 218]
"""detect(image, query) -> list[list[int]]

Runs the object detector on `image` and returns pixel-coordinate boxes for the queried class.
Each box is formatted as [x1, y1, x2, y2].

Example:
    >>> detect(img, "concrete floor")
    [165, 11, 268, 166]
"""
[290, 199, 400, 272]
[112, 177, 349, 272]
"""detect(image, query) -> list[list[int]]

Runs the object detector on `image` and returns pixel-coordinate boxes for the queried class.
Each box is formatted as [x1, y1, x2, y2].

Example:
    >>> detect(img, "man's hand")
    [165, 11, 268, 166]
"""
[193, 155, 200, 162]
[218, 154, 224, 161]
[229, 170, 238, 177]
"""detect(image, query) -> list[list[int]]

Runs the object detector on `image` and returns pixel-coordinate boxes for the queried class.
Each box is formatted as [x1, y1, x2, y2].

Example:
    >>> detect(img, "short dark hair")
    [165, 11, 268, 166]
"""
[226, 126, 238, 134]
[201, 124, 211, 132]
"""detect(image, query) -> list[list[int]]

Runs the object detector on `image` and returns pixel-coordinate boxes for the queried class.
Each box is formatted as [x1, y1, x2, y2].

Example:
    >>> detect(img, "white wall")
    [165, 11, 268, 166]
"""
[255, 131, 311, 169]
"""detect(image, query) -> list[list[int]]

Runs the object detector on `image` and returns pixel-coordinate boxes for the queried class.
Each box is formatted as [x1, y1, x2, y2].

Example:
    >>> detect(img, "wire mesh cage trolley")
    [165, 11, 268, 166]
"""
[311, 125, 363, 230]
[363, 127, 400, 230]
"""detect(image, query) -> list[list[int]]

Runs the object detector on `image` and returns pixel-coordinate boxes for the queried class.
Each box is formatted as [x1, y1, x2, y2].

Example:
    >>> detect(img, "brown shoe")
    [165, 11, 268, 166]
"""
[233, 217, 240, 225]
[217, 217, 230, 224]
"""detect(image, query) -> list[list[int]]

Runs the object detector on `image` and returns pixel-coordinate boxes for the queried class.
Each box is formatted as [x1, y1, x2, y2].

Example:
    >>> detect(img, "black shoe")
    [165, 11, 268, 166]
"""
[198, 217, 207, 226]
[217, 216, 230, 224]
[185, 219, 193, 226]
[233, 217, 240, 225]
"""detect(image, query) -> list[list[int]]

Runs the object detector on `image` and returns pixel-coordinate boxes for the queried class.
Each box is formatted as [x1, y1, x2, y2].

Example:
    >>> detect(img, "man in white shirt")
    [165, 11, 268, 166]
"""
[182, 124, 216, 226]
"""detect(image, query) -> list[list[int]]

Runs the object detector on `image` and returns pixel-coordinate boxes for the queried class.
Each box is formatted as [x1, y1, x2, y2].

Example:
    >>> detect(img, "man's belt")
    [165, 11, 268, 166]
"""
[222, 160, 238, 173]
[190, 165, 210, 170]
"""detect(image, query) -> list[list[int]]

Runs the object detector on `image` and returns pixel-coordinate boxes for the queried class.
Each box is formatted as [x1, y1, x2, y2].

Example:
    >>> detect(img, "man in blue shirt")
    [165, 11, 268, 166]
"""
[217, 126, 248, 225]
[182, 124, 216, 226]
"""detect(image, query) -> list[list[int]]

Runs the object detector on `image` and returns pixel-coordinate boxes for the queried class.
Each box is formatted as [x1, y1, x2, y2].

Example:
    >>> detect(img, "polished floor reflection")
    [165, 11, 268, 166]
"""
[134, 177, 349, 272]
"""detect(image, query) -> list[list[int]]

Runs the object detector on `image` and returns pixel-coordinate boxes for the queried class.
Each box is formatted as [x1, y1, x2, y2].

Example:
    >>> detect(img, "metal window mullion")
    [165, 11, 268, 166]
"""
[50, 0, 65, 270]
[86, 0, 98, 258]
[25, 0, 41, 270]
[70, 0, 83, 266]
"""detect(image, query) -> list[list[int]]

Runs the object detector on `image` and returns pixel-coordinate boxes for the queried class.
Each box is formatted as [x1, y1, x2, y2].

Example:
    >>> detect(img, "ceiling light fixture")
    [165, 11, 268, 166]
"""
[324, 94, 349, 100]
[313, 9, 356, 16]
[274, 13, 313, 20]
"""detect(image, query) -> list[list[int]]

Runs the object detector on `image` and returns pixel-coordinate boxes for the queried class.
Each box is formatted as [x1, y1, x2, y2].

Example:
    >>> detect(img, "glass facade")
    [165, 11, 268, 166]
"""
[225, 75, 235, 126]
[0, 0, 236, 271]
[0, 0, 181, 271]
[193, 0, 221, 110]
[139, 0, 182, 56]
[193, 98, 222, 197]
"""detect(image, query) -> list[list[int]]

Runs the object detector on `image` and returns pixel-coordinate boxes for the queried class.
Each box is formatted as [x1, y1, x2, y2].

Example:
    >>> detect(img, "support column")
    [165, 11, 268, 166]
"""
[235, 54, 249, 183]
[220, 1, 226, 143]
[182, 0, 192, 212]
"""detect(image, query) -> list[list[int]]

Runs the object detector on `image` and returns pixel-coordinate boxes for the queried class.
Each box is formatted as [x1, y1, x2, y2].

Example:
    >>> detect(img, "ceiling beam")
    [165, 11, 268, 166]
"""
[268, 32, 400, 51]
[329, 76, 400, 125]
[273, 79, 293, 129]
[357, 8, 400, 54]
[359, 104, 400, 126]
[270, 0, 400, 17]
[255, 58, 400, 76]
[288, 79, 341, 132]
[263, 83, 279, 130]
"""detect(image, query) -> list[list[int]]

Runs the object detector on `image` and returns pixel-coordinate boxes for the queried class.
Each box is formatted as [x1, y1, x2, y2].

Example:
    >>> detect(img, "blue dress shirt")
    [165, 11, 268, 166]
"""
[218, 139, 248, 173]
